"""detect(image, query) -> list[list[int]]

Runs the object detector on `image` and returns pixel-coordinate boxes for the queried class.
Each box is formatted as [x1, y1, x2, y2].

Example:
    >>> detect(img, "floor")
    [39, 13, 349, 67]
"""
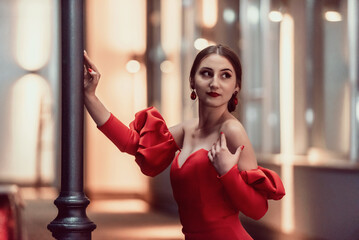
[19, 188, 320, 240]
[21, 188, 183, 240]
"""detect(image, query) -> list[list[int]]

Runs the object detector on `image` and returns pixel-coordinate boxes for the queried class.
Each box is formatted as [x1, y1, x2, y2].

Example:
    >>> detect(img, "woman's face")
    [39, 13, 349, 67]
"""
[192, 54, 239, 109]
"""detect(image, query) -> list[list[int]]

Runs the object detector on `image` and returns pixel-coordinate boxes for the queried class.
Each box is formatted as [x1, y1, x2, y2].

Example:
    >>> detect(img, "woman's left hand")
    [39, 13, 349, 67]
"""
[208, 132, 244, 176]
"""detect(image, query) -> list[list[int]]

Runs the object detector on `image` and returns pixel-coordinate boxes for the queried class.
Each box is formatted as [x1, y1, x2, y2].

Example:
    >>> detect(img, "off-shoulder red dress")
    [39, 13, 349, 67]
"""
[98, 107, 285, 240]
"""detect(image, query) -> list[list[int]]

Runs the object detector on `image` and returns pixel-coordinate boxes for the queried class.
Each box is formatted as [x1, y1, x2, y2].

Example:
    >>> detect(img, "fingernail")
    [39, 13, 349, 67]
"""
[220, 132, 224, 135]
[240, 145, 245, 150]
[88, 68, 92, 72]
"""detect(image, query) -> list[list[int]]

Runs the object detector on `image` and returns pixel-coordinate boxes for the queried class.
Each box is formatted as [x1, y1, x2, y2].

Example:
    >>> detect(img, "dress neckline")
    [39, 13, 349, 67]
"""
[176, 148, 208, 169]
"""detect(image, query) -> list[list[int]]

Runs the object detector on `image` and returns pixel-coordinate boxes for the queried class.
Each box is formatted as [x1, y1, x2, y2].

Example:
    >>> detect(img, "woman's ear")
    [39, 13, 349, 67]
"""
[190, 77, 195, 89]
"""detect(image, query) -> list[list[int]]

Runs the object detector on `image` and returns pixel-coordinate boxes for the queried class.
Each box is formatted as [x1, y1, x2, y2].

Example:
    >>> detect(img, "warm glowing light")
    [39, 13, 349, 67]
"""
[161, 0, 181, 55]
[280, 14, 295, 155]
[161, 58, 181, 125]
[202, 0, 218, 28]
[15, 0, 52, 71]
[268, 11, 283, 22]
[86, 0, 150, 196]
[105, 0, 147, 54]
[160, 60, 174, 73]
[133, 63, 147, 112]
[89, 199, 149, 214]
[8, 74, 54, 182]
[305, 108, 314, 126]
[280, 14, 295, 234]
[281, 161, 294, 233]
[160, 0, 182, 127]
[223, 8, 236, 24]
[247, 5, 259, 24]
[325, 11, 342, 22]
[194, 38, 209, 50]
[126, 60, 141, 73]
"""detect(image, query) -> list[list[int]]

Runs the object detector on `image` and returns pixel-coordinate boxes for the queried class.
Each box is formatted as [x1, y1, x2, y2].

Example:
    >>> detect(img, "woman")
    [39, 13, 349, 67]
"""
[84, 44, 285, 240]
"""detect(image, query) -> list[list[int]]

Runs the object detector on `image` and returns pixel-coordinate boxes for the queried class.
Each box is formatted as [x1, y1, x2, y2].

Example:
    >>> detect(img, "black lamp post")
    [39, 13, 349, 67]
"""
[48, 0, 96, 239]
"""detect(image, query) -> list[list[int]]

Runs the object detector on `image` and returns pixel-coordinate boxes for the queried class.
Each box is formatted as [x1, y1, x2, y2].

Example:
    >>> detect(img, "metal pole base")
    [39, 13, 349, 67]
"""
[47, 193, 96, 240]
[50, 231, 93, 240]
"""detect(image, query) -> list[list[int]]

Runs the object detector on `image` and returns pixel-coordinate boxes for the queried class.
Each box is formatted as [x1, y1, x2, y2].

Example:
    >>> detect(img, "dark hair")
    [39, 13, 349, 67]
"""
[189, 44, 242, 112]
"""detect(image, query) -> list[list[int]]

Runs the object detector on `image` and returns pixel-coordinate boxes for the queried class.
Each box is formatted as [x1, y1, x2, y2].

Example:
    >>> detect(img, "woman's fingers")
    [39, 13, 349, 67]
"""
[234, 145, 245, 159]
[208, 132, 247, 174]
[83, 65, 91, 80]
[215, 137, 221, 153]
[84, 50, 100, 73]
[208, 151, 213, 162]
[211, 144, 216, 157]
[208, 144, 216, 162]
[83, 51, 101, 84]
[220, 132, 227, 148]
[83, 50, 91, 68]
[211, 133, 227, 159]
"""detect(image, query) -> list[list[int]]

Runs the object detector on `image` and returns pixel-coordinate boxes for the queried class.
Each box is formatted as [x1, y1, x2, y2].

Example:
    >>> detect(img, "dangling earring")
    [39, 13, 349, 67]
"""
[233, 91, 238, 105]
[190, 90, 197, 100]
[234, 97, 238, 105]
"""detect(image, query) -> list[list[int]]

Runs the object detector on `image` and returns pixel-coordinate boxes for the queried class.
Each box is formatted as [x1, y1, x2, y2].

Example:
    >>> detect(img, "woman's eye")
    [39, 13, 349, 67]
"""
[200, 70, 212, 77]
[221, 72, 232, 79]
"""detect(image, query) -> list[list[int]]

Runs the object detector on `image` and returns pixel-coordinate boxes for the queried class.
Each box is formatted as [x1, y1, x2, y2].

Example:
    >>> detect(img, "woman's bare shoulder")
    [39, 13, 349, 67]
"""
[220, 117, 258, 170]
[169, 118, 198, 149]
[183, 118, 198, 130]
[220, 117, 246, 136]
[219, 117, 251, 151]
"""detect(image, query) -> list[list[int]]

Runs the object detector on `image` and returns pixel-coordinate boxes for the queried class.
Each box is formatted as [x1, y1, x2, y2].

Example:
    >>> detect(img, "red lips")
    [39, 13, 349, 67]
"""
[207, 92, 220, 97]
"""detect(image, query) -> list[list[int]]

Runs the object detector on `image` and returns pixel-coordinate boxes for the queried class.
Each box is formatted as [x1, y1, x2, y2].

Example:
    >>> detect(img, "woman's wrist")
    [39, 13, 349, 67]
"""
[83, 93, 111, 126]
[217, 164, 234, 177]
[84, 91, 97, 104]
[217, 165, 237, 179]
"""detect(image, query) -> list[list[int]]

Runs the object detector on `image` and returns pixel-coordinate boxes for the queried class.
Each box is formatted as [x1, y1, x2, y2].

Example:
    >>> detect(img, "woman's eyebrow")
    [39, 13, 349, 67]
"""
[220, 68, 233, 72]
[199, 67, 233, 72]
[199, 67, 213, 71]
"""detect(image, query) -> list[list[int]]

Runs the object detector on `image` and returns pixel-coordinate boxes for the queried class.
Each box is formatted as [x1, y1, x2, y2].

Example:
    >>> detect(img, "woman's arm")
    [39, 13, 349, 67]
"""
[208, 131, 268, 220]
[208, 120, 268, 220]
[218, 166, 268, 220]
[208, 119, 257, 176]
[83, 51, 111, 126]
[169, 123, 184, 149]
[83, 51, 139, 155]
[83, 52, 180, 177]
[220, 119, 258, 171]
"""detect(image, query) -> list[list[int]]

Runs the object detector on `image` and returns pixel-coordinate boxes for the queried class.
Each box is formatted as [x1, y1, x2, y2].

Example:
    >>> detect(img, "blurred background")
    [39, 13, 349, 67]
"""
[0, 0, 358, 239]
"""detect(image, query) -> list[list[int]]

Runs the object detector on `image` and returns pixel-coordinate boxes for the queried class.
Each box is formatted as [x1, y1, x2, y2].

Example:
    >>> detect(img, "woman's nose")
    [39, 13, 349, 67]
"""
[209, 76, 219, 89]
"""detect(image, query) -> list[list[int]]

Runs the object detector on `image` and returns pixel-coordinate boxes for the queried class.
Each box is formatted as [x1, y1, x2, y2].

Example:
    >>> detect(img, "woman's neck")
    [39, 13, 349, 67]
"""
[197, 103, 229, 133]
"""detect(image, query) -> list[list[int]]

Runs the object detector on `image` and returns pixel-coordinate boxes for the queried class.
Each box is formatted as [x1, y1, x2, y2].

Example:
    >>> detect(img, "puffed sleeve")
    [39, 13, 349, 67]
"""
[218, 165, 285, 220]
[98, 107, 180, 177]
[240, 166, 285, 200]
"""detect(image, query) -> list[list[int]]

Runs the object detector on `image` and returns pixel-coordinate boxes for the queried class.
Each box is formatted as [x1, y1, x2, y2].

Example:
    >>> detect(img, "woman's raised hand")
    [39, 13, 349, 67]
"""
[83, 50, 111, 126]
[83, 50, 101, 96]
[208, 132, 245, 176]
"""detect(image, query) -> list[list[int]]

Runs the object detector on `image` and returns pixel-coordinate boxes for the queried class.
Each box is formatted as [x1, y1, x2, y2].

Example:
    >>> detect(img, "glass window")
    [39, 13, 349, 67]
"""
[240, 0, 357, 163]
[308, 0, 350, 159]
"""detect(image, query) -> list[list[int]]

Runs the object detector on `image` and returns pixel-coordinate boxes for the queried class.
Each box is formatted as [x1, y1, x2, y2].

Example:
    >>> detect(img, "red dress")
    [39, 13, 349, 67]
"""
[98, 107, 285, 240]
